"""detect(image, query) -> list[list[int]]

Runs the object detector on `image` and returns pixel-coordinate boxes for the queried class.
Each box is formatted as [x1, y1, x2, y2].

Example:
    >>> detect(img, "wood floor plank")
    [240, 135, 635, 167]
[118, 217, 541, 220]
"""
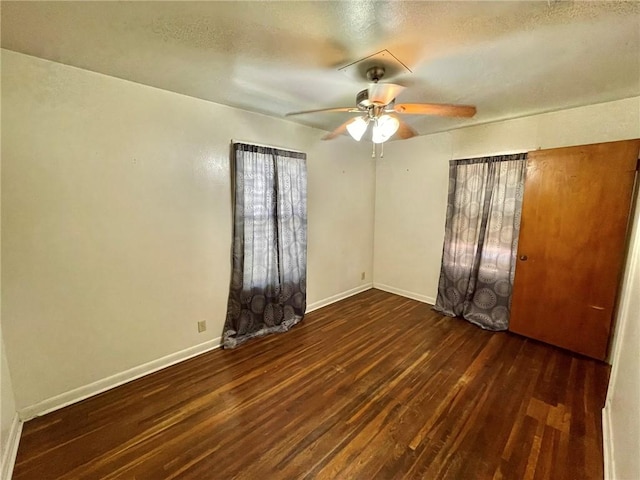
[13, 289, 610, 479]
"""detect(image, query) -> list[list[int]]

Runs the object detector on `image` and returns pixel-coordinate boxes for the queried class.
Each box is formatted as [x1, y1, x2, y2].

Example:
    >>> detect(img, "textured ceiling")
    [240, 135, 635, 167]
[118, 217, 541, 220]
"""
[2, 1, 639, 137]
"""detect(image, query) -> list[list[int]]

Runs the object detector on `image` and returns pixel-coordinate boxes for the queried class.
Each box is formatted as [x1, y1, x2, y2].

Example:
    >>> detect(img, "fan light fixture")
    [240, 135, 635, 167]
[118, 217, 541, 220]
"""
[372, 115, 400, 144]
[346, 116, 369, 141]
[347, 114, 399, 144]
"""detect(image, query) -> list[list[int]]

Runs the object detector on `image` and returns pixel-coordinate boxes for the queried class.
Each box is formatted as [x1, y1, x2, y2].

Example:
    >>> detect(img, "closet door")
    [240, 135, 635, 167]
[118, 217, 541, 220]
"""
[509, 139, 639, 360]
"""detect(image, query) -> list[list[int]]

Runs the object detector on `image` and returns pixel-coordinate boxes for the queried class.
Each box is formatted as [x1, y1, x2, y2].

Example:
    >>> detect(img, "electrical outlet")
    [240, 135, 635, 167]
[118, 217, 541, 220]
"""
[197, 320, 207, 333]
[361, 272, 366, 280]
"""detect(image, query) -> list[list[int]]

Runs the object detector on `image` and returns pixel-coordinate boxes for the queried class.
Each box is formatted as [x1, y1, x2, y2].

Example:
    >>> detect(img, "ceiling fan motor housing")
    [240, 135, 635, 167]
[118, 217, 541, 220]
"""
[356, 89, 370, 109]
[356, 88, 395, 112]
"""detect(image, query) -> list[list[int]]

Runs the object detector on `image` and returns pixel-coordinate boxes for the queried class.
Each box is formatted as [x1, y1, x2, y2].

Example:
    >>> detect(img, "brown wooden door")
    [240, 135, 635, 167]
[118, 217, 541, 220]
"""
[509, 140, 639, 360]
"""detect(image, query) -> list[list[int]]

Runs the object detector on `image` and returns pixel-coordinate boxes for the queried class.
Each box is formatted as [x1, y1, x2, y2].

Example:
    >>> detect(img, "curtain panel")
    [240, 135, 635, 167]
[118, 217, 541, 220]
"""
[434, 153, 527, 330]
[223, 143, 307, 348]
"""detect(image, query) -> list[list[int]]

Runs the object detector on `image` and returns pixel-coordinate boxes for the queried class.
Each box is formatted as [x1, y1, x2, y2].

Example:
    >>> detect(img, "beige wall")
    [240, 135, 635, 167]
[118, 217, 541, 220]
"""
[374, 96, 640, 302]
[1, 48, 19, 474]
[373, 96, 640, 480]
[1, 50, 375, 412]
[605, 188, 640, 480]
[373, 132, 451, 303]
[1, 335, 17, 462]
[1, 53, 19, 469]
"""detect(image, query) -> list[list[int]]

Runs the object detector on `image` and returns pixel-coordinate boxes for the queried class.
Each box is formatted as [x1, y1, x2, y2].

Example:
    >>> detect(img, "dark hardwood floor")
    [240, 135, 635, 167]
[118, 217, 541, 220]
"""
[13, 289, 610, 479]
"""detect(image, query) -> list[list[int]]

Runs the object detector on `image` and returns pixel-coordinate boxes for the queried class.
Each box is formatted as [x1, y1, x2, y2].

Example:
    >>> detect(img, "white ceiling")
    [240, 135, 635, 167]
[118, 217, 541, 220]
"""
[2, 1, 639, 137]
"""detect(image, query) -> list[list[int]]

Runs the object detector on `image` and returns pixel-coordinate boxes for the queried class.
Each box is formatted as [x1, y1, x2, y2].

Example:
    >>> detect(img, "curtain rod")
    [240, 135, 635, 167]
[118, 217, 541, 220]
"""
[231, 139, 305, 155]
[452, 150, 527, 161]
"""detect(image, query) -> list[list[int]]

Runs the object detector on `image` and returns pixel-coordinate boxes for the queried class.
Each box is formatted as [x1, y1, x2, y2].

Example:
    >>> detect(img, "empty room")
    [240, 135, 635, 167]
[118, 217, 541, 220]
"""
[1, 2, 639, 479]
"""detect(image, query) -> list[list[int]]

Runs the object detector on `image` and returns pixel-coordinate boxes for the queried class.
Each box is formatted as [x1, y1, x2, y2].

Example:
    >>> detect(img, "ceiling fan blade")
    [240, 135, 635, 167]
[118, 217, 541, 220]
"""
[286, 107, 357, 116]
[394, 116, 418, 140]
[394, 103, 477, 117]
[368, 83, 406, 106]
[321, 119, 353, 140]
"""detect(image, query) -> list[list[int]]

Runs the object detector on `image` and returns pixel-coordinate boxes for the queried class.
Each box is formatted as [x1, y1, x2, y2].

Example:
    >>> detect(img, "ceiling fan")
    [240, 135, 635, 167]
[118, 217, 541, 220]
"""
[286, 66, 476, 147]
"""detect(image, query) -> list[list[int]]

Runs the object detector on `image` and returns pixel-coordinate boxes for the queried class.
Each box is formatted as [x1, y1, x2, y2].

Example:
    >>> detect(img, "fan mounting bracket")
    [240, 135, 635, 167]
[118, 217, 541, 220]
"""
[366, 66, 386, 83]
[338, 49, 412, 82]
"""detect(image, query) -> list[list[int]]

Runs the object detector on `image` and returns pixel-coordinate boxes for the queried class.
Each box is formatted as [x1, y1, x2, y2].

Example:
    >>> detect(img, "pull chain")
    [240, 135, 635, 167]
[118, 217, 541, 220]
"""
[370, 143, 386, 158]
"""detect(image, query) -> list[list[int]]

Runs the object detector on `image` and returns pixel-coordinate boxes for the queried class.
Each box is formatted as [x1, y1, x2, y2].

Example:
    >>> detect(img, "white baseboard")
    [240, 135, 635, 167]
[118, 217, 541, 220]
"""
[17, 285, 377, 422]
[306, 283, 373, 313]
[18, 337, 222, 421]
[373, 283, 436, 305]
[602, 403, 615, 480]
[1, 414, 23, 480]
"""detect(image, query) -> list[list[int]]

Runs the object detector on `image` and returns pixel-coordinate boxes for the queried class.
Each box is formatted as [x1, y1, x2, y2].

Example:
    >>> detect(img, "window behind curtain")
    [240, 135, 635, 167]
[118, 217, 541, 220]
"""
[434, 153, 527, 330]
[223, 143, 307, 348]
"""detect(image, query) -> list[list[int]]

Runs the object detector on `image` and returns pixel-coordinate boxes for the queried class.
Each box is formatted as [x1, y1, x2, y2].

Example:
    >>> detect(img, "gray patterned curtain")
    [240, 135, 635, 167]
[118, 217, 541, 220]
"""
[223, 143, 307, 348]
[434, 153, 526, 330]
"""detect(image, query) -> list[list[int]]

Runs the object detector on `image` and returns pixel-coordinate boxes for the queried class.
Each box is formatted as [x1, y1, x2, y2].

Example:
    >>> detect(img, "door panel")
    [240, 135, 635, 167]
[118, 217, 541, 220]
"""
[509, 140, 639, 360]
